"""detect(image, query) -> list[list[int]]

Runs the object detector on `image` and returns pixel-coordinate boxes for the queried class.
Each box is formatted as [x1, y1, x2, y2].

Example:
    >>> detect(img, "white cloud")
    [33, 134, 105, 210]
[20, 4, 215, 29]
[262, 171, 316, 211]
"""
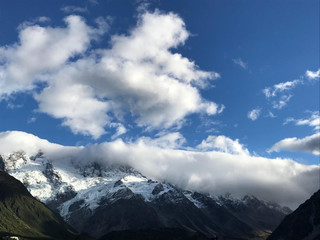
[137, 132, 186, 149]
[0, 131, 70, 156]
[35, 76, 110, 139]
[27, 117, 37, 124]
[262, 79, 301, 111]
[110, 123, 127, 140]
[267, 111, 276, 118]
[17, 16, 51, 30]
[232, 58, 247, 69]
[262, 69, 319, 111]
[305, 69, 320, 80]
[6, 102, 23, 109]
[0, 11, 221, 138]
[268, 132, 320, 155]
[272, 94, 292, 109]
[0, 15, 106, 96]
[197, 135, 249, 155]
[247, 108, 261, 121]
[0, 130, 318, 209]
[284, 111, 320, 131]
[61, 6, 88, 13]
[263, 80, 301, 98]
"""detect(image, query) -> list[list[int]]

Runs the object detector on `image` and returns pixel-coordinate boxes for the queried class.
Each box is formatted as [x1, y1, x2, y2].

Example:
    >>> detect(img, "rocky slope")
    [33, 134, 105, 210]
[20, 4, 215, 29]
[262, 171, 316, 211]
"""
[0, 151, 291, 239]
[267, 189, 320, 240]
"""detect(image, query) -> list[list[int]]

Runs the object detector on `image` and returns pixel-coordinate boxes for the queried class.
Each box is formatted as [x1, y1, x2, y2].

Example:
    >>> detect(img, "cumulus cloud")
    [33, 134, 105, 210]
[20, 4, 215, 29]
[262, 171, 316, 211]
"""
[247, 108, 261, 121]
[197, 135, 249, 155]
[0, 130, 318, 209]
[0, 15, 105, 96]
[232, 58, 247, 69]
[305, 68, 320, 80]
[0, 11, 221, 138]
[268, 132, 320, 155]
[35, 76, 110, 138]
[284, 111, 320, 131]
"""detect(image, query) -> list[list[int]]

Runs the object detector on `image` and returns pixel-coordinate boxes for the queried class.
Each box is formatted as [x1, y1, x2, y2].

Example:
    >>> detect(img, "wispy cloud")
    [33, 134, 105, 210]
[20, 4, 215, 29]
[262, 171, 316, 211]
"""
[284, 111, 320, 131]
[267, 111, 276, 118]
[262, 69, 319, 111]
[247, 108, 261, 121]
[27, 117, 37, 124]
[6, 102, 23, 109]
[271, 94, 292, 109]
[263, 80, 301, 98]
[61, 6, 88, 13]
[232, 58, 247, 69]
[17, 16, 51, 30]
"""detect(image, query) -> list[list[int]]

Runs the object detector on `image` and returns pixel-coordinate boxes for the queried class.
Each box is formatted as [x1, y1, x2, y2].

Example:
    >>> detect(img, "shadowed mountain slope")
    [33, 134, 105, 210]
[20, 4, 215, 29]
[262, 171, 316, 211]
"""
[267, 190, 320, 240]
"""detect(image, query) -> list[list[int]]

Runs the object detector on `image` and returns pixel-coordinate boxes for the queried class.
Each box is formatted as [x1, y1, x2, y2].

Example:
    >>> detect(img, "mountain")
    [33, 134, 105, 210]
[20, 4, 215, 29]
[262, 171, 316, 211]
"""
[267, 190, 320, 240]
[0, 170, 80, 240]
[0, 151, 291, 239]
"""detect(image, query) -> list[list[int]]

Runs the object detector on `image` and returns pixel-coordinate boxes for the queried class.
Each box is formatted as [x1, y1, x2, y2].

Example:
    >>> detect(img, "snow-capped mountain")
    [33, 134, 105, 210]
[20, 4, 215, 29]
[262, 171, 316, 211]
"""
[0, 149, 291, 239]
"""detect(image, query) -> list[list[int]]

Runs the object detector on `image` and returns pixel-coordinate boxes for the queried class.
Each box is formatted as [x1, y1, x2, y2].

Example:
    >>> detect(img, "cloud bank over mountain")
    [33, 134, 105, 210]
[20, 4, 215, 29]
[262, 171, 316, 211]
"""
[0, 131, 318, 209]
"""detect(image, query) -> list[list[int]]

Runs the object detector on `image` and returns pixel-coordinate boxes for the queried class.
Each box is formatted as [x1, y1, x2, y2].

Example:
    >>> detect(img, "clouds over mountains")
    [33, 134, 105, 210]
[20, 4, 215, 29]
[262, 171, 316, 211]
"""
[0, 130, 318, 209]
[0, 11, 222, 139]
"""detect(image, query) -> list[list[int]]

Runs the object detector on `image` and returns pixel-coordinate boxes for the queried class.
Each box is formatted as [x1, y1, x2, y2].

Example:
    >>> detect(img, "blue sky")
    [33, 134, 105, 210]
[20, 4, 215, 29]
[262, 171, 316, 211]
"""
[0, 0, 319, 166]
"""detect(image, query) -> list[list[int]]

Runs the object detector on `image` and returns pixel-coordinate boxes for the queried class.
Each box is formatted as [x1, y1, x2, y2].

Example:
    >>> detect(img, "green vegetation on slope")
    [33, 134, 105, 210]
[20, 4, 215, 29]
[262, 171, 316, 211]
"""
[0, 170, 78, 239]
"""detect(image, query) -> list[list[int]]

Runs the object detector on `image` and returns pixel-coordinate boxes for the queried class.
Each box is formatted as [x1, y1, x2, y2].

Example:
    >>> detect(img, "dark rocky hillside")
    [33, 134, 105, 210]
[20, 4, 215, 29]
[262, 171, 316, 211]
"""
[267, 189, 320, 240]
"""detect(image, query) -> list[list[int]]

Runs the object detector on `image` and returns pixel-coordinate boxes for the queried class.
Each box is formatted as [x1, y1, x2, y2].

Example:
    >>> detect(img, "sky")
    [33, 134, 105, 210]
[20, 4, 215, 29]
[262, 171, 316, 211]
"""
[0, 0, 319, 207]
